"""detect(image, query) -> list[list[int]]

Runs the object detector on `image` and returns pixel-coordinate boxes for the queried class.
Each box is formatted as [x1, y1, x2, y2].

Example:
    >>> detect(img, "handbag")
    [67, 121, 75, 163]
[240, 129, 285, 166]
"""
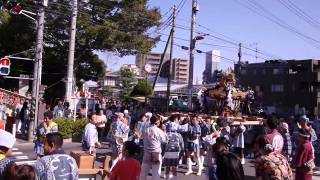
[304, 159, 315, 171]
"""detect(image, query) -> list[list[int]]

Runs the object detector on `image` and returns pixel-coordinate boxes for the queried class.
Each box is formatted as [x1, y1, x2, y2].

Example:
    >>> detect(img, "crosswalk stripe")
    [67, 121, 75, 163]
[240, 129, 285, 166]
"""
[12, 148, 19, 151]
[13, 156, 29, 160]
[11, 152, 23, 155]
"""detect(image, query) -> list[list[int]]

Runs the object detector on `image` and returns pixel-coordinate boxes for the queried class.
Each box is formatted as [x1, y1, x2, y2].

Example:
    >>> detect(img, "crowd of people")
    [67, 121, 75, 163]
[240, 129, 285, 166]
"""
[82, 102, 319, 180]
[0, 97, 319, 180]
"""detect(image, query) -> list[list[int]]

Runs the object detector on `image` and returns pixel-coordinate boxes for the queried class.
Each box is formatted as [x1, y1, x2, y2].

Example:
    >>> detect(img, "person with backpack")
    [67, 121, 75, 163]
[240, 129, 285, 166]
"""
[163, 115, 184, 180]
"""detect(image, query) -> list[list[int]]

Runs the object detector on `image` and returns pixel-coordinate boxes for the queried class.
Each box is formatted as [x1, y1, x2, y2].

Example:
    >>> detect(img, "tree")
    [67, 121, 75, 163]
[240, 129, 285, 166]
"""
[119, 67, 138, 100]
[131, 79, 153, 97]
[0, 0, 161, 102]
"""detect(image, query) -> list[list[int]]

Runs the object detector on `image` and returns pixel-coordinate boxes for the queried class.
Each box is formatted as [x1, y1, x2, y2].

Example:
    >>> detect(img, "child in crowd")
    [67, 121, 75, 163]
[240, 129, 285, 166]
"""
[163, 115, 184, 180]
[109, 141, 141, 180]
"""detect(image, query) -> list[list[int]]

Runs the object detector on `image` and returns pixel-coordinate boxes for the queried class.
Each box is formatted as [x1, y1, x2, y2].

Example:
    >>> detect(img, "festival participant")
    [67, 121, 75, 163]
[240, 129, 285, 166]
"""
[230, 123, 246, 164]
[163, 115, 184, 180]
[199, 116, 211, 168]
[109, 141, 141, 180]
[82, 114, 101, 154]
[108, 113, 130, 170]
[140, 116, 167, 180]
[265, 117, 284, 153]
[216, 153, 244, 180]
[35, 133, 79, 180]
[293, 129, 315, 180]
[34, 111, 58, 159]
[254, 136, 292, 180]
[209, 136, 231, 180]
[0, 129, 16, 179]
[184, 115, 202, 176]
[203, 123, 221, 180]
[278, 122, 292, 162]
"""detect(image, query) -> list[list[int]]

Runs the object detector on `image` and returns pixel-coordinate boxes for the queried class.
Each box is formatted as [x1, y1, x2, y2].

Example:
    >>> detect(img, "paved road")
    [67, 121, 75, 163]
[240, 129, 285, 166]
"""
[12, 141, 320, 180]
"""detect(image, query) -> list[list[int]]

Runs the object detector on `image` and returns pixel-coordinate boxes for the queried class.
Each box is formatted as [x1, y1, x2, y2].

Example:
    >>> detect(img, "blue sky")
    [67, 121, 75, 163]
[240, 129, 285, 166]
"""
[97, 0, 320, 82]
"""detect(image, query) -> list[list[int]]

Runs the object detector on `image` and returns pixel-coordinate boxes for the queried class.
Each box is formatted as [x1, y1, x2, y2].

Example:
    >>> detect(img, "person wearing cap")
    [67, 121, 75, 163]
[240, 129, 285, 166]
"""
[293, 128, 315, 180]
[278, 122, 292, 162]
[298, 115, 317, 142]
[108, 112, 129, 170]
[163, 115, 184, 180]
[0, 129, 16, 179]
[140, 116, 167, 180]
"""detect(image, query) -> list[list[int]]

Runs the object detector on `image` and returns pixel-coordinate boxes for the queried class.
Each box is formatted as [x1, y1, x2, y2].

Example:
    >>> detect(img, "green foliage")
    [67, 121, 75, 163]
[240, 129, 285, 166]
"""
[0, 0, 160, 101]
[119, 67, 138, 100]
[131, 79, 153, 97]
[53, 118, 88, 141]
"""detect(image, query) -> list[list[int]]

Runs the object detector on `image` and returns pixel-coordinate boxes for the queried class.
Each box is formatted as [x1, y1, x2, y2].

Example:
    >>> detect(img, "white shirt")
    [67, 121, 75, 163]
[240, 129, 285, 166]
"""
[83, 123, 98, 147]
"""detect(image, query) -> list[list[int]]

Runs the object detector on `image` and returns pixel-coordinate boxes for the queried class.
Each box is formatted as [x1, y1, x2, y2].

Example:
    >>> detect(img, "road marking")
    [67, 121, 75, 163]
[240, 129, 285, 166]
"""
[15, 160, 36, 166]
[14, 156, 29, 160]
[11, 152, 23, 155]
[12, 148, 19, 151]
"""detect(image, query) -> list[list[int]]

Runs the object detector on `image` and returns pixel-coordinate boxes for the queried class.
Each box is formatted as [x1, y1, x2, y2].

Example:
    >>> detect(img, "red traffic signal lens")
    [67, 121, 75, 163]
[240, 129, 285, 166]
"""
[1, 58, 10, 66]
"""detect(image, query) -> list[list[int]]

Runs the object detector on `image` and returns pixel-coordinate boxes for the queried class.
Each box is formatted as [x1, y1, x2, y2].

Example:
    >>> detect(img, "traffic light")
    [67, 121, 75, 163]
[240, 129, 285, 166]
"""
[0, 57, 10, 75]
[0, 0, 22, 14]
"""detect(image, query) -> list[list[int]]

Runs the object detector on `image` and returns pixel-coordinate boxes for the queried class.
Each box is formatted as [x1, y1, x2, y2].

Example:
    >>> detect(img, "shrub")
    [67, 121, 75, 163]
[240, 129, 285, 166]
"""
[53, 118, 88, 141]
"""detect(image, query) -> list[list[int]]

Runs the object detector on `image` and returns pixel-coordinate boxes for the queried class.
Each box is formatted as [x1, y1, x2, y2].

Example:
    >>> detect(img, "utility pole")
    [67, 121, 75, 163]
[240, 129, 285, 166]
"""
[152, 30, 173, 90]
[187, 0, 197, 110]
[238, 43, 242, 63]
[65, 0, 78, 103]
[29, 2, 45, 142]
[166, 5, 176, 112]
[255, 45, 258, 63]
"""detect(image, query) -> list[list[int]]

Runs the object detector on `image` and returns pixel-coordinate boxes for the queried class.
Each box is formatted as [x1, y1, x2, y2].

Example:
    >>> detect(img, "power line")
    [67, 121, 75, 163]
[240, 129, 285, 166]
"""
[234, 0, 320, 49]
[281, 0, 320, 28]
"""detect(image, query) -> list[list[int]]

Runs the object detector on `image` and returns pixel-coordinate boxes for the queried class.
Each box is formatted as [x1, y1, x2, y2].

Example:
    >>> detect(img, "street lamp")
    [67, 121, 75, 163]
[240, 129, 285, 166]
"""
[187, 34, 206, 111]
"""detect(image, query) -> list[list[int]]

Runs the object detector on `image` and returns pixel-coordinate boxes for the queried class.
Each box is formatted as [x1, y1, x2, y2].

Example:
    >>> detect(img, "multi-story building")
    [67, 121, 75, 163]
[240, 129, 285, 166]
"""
[203, 50, 221, 84]
[234, 59, 320, 118]
[135, 53, 170, 77]
[172, 58, 189, 83]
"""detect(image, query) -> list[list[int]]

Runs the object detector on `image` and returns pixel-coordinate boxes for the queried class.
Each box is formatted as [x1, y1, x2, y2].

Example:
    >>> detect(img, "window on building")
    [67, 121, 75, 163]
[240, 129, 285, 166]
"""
[240, 69, 247, 75]
[104, 79, 116, 87]
[262, 69, 266, 75]
[271, 84, 284, 92]
[273, 68, 283, 75]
